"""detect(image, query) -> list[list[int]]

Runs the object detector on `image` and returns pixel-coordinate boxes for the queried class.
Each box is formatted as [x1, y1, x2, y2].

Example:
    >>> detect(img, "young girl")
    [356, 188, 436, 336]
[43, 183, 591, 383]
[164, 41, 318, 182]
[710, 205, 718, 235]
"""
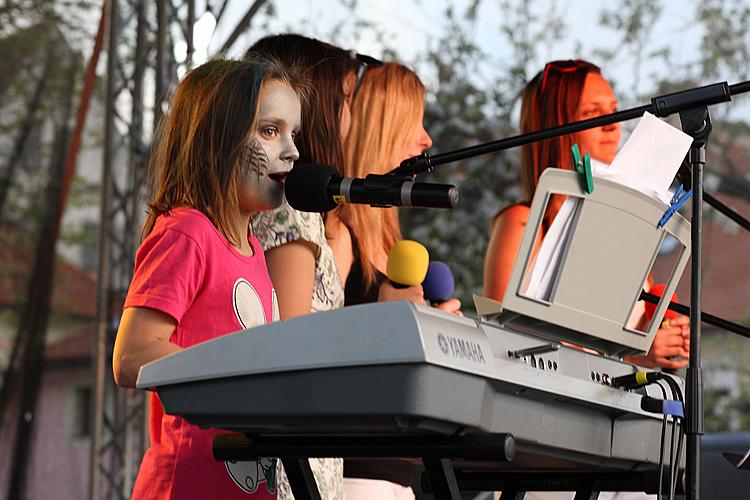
[112, 58, 306, 499]
[483, 59, 689, 372]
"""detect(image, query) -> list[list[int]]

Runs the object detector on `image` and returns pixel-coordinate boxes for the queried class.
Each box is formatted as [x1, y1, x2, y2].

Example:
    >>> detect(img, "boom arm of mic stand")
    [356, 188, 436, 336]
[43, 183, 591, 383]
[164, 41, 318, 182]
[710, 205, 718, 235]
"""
[639, 291, 750, 340]
[390, 81, 741, 178]
[703, 191, 750, 231]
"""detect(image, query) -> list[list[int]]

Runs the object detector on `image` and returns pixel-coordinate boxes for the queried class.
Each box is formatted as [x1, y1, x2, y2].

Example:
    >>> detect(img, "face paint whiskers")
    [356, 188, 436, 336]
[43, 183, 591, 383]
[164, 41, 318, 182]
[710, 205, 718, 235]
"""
[239, 139, 271, 182]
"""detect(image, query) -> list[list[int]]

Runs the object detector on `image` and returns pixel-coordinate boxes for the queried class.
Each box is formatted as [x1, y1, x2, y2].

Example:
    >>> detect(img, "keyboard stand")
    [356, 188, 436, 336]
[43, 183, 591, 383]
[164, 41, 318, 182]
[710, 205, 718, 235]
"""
[213, 432, 516, 500]
[212, 432, 685, 499]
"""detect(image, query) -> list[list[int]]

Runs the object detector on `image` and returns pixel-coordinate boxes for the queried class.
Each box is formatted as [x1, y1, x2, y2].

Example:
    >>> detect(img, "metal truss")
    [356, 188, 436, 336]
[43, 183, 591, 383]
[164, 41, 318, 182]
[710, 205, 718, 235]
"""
[90, 1, 268, 496]
[90, 1, 197, 498]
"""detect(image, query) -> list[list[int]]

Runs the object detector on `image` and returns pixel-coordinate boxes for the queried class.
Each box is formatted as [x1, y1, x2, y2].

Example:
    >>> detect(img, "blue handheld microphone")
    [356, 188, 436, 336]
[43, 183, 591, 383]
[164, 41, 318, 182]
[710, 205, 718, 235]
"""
[422, 261, 455, 305]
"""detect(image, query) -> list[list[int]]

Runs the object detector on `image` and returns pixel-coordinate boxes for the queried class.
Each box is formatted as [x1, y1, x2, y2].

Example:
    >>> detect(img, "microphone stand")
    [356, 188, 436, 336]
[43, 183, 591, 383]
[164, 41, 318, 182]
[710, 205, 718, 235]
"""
[392, 79, 750, 500]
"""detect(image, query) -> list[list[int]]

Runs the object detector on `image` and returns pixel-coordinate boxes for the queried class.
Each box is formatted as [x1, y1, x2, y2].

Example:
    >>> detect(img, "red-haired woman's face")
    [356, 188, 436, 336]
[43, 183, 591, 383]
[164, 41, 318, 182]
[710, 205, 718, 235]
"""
[575, 73, 620, 164]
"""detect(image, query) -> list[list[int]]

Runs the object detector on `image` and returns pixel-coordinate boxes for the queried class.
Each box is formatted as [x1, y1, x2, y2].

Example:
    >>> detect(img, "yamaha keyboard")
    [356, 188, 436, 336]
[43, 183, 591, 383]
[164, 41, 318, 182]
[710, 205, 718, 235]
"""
[138, 301, 683, 480]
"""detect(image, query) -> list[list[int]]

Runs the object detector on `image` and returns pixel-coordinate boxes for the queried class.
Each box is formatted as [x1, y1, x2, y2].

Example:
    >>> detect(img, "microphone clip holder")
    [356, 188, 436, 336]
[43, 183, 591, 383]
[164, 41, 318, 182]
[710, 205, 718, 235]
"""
[359, 173, 417, 208]
[390, 152, 434, 178]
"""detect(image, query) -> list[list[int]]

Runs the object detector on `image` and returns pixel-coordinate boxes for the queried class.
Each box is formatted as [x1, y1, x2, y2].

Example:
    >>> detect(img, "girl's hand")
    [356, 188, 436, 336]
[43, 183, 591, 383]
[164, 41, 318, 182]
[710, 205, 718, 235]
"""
[625, 315, 690, 370]
[435, 298, 463, 316]
[378, 280, 425, 305]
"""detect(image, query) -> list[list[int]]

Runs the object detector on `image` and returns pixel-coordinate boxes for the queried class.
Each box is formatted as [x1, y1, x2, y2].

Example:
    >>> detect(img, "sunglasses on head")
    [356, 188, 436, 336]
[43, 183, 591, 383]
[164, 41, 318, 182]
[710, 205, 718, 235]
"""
[540, 59, 600, 93]
[350, 51, 384, 101]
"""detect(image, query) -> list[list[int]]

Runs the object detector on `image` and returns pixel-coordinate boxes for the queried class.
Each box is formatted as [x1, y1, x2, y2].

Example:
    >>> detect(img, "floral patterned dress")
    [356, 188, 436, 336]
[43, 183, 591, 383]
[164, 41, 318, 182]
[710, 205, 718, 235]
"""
[252, 199, 345, 500]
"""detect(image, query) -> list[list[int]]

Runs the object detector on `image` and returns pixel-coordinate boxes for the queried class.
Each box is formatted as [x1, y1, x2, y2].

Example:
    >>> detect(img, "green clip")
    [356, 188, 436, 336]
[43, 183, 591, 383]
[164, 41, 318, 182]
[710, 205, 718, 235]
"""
[571, 144, 594, 194]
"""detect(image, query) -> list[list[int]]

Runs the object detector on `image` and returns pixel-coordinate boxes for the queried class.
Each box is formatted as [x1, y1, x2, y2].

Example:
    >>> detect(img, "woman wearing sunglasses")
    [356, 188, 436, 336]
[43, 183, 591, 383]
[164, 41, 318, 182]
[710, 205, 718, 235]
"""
[246, 34, 356, 500]
[483, 60, 689, 374]
[247, 35, 453, 499]
[331, 61, 440, 308]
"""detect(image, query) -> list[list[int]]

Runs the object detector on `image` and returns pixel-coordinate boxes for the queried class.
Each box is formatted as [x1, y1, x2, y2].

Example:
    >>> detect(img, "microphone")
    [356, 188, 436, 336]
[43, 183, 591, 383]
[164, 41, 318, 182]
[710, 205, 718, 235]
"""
[385, 240, 429, 288]
[422, 261, 455, 304]
[284, 163, 459, 212]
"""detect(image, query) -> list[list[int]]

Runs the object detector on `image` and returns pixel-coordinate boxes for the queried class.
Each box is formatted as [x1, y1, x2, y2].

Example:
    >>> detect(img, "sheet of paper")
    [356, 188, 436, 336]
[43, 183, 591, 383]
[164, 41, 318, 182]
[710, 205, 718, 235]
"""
[525, 197, 578, 300]
[608, 111, 693, 196]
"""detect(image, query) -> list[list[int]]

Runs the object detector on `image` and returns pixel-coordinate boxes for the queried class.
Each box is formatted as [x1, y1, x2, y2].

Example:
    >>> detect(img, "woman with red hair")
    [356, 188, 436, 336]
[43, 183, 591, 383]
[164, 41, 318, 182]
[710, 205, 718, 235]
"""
[483, 60, 689, 371]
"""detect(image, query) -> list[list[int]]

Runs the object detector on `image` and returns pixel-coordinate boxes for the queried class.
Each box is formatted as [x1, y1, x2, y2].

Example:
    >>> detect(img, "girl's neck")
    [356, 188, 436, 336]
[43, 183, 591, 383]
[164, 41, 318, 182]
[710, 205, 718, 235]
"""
[233, 212, 254, 257]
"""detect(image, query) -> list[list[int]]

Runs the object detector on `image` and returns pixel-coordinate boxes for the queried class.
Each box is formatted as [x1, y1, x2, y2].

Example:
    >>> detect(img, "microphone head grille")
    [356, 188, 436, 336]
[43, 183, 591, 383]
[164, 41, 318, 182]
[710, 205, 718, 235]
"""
[386, 240, 429, 286]
[284, 163, 339, 212]
[422, 261, 455, 303]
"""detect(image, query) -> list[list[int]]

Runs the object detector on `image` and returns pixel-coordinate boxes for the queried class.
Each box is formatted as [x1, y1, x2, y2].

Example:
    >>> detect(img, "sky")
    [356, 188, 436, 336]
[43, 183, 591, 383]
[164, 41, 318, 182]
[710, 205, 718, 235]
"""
[71, 0, 748, 139]
[198, 0, 733, 93]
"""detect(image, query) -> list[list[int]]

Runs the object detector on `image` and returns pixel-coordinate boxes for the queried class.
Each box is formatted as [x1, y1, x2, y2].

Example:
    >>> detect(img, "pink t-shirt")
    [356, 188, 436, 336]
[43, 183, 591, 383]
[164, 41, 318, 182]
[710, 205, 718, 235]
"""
[125, 208, 279, 499]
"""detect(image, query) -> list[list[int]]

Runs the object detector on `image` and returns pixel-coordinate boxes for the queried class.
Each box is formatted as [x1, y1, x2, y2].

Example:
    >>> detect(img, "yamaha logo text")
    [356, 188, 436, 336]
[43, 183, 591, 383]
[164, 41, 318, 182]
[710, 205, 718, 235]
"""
[437, 333, 486, 364]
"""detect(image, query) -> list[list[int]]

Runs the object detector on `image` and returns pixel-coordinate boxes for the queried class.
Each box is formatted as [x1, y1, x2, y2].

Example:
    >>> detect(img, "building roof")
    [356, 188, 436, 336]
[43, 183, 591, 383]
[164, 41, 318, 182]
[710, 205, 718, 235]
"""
[43, 324, 94, 362]
[0, 221, 96, 319]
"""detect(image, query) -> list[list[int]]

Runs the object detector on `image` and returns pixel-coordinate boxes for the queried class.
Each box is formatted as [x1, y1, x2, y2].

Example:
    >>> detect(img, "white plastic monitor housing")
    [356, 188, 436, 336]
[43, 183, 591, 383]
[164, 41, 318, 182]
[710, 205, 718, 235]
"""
[483, 168, 691, 358]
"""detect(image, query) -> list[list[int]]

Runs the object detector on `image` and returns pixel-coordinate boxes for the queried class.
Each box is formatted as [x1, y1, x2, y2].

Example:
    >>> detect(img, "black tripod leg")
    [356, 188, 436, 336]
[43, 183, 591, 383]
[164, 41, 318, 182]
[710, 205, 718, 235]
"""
[573, 486, 600, 500]
[499, 489, 527, 499]
[422, 458, 462, 500]
[280, 457, 320, 500]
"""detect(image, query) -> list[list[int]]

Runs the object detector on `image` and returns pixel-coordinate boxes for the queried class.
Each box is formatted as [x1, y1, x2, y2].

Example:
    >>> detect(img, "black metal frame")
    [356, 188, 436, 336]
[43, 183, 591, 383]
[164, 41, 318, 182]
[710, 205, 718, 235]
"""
[212, 433, 682, 500]
[91, 0, 204, 498]
[213, 433, 515, 500]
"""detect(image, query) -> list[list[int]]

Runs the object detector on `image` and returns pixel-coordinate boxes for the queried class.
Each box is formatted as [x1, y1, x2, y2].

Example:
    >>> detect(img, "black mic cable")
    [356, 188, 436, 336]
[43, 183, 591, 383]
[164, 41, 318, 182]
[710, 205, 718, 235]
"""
[614, 369, 687, 499]
[611, 371, 684, 402]
[640, 392, 685, 500]
[611, 371, 662, 389]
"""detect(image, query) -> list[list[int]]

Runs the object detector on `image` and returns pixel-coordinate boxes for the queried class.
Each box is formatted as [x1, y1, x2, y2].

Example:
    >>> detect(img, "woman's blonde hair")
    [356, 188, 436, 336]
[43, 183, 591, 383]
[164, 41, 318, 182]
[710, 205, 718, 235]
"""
[340, 62, 427, 288]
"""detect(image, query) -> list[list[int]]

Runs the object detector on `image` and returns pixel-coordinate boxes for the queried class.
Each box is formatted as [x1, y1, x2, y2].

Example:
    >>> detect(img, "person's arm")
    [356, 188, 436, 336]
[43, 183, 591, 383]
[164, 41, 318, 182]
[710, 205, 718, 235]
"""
[483, 205, 540, 302]
[435, 298, 463, 316]
[377, 280, 425, 304]
[113, 307, 180, 389]
[325, 217, 354, 284]
[624, 315, 690, 369]
[265, 240, 317, 320]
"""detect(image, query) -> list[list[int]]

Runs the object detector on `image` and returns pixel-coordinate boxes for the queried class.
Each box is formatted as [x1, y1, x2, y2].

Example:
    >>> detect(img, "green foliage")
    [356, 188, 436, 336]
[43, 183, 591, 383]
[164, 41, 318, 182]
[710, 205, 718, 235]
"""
[401, 0, 571, 303]
[0, 0, 96, 55]
[401, 3, 524, 303]
[596, 0, 663, 99]
[697, 0, 750, 80]
[703, 331, 750, 431]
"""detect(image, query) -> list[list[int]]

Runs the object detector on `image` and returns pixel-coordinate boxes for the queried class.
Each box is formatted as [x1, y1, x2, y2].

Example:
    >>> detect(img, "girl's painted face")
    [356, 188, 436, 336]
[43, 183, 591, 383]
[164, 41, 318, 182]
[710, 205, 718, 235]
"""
[239, 79, 301, 214]
[575, 73, 620, 165]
